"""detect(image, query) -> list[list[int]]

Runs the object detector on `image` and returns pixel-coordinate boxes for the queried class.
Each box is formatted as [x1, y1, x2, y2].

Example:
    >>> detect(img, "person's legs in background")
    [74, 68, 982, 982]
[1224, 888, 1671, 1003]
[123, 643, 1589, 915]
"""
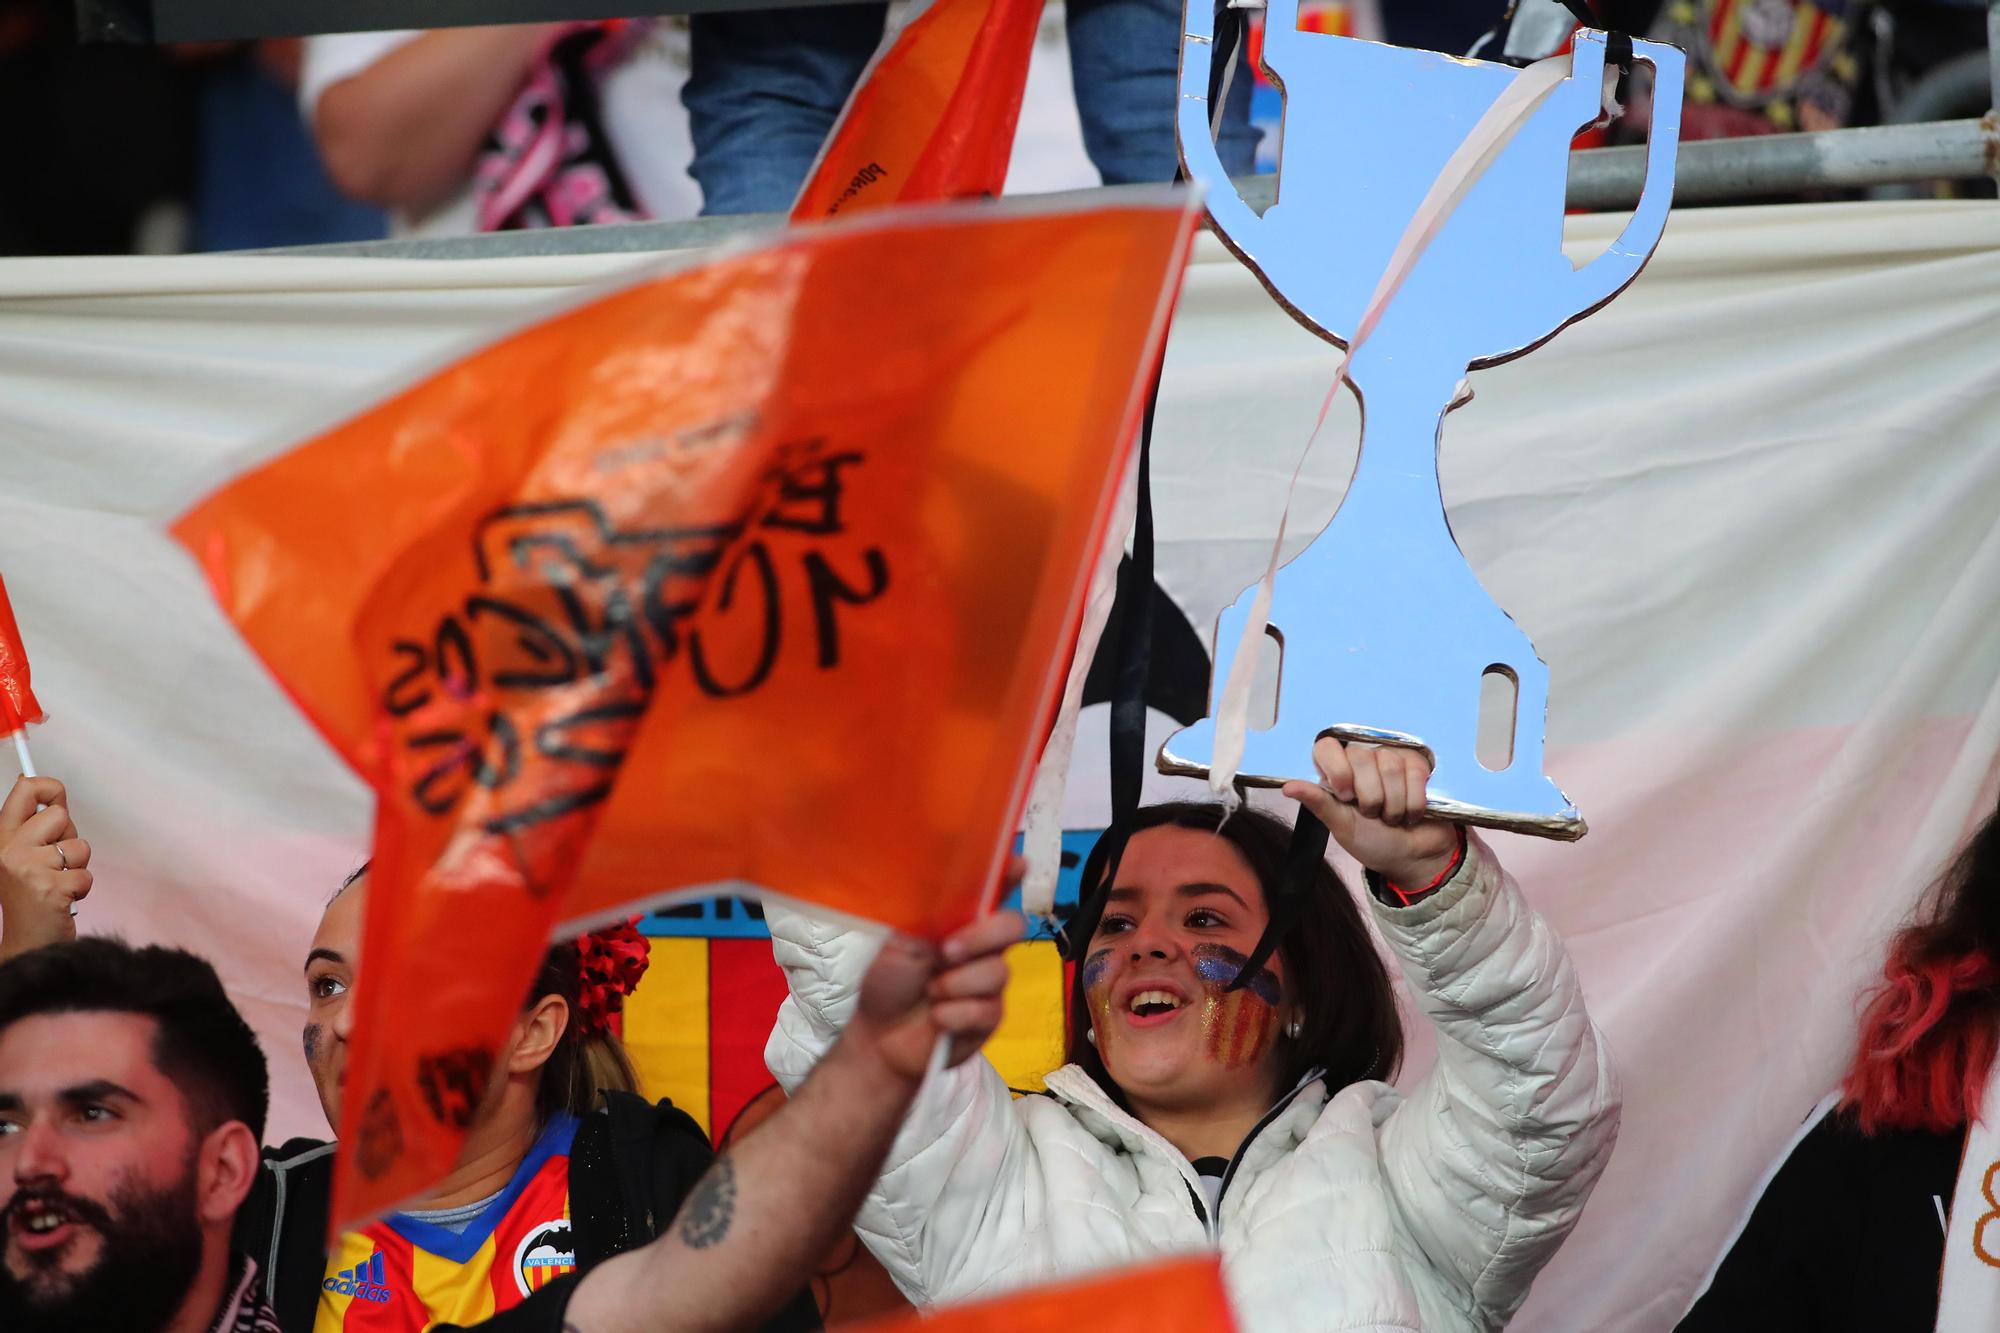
[683, 2, 888, 215]
[1067, 0, 1260, 183]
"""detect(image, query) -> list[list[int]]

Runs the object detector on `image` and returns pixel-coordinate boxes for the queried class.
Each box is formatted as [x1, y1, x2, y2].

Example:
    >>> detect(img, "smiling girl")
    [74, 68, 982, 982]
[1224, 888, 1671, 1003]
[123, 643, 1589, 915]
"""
[764, 738, 1618, 1331]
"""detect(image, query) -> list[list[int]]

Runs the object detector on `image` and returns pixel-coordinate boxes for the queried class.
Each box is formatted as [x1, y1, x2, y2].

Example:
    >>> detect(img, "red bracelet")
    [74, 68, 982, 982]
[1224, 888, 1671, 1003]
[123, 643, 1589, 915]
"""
[1384, 828, 1467, 907]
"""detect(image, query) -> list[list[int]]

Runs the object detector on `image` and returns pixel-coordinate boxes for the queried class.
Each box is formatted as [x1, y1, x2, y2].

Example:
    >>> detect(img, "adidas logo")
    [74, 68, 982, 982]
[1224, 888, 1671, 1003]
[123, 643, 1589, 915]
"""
[323, 1251, 392, 1304]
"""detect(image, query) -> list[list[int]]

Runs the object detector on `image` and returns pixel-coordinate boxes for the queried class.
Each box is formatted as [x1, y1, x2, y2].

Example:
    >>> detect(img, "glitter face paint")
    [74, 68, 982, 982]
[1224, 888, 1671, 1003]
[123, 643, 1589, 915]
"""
[303, 1022, 321, 1066]
[1191, 944, 1282, 1071]
[1081, 947, 1117, 1060]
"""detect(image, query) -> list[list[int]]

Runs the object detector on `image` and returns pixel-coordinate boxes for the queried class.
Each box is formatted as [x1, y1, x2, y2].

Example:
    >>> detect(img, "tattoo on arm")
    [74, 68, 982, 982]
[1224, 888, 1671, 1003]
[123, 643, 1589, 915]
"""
[678, 1156, 737, 1249]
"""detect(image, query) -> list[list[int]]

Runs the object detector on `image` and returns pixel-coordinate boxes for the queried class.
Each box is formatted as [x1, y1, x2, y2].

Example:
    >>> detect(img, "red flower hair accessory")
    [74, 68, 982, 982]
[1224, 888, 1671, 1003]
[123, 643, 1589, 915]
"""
[573, 919, 651, 1038]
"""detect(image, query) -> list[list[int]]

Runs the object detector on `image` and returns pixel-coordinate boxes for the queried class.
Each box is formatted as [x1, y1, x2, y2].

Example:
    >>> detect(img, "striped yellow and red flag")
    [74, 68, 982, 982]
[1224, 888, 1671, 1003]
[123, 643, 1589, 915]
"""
[173, 191, 1198, 1230]
[834, 1255, 1238, 1332]
[1707, 0, 1844, 100]
[790, 0, 1044, 220]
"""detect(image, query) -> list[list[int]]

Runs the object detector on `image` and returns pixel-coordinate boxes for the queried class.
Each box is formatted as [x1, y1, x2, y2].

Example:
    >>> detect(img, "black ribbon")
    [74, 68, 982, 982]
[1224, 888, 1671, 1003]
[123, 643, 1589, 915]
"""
[1058, 0, 1243, 958]
[1224, 805, 1329, 993]
[1211, 0, 1242, 97]
[1060, 371, 1162, 959]
[1475, 0, 1634, 71]
[1553, 1, 1634, 68]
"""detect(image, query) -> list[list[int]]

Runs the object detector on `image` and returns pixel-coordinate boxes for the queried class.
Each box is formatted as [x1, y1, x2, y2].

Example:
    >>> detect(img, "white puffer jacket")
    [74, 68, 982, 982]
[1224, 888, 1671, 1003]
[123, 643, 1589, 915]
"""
[764, 835, 1619, 1331]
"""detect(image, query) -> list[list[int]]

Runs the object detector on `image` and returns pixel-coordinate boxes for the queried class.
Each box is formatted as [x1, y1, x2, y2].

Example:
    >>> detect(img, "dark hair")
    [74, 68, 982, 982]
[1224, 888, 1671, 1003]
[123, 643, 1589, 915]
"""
[528, 940, 640, 1121]
[0, 938, 269, 1142]
[1843, 798, 2000, 1133]
[338, 861, 637, 1121]
[1063, 800, 1403, 1100]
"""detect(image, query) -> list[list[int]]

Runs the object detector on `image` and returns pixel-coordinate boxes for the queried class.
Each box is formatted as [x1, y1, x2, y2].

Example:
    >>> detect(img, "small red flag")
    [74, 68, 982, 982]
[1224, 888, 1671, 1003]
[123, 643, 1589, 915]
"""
[791, 0, 1045, 220]
[833, 1256, 1239, 1333]
[0, 576, 45, 736]
[174, 193, 1199, 1229]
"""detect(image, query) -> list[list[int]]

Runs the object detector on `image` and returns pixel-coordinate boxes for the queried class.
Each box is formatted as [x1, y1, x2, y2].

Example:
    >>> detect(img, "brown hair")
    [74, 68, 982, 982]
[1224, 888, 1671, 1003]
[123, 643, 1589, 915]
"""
[339, 861, 641, 1120]
[529, 939, 643, 1121]
[1062, 801, 1403, 1100]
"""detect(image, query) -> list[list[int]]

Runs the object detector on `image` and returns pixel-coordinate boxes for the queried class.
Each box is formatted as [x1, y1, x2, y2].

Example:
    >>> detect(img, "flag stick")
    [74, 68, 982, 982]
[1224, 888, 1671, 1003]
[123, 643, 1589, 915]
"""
[924, 1031, 953, 1087]
[0, 695, 31, 778]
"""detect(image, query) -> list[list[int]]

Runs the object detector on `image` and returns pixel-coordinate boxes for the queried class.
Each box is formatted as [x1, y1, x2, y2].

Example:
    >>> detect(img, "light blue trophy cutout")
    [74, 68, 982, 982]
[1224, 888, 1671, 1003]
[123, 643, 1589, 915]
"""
[1161, 15, 1685, 839]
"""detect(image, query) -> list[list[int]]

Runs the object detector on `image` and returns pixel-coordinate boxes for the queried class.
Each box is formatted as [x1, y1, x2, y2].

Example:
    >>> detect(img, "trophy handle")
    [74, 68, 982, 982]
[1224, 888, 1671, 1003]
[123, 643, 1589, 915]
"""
[1566, 33, 1685, 315]
[1177, 0, 1265, 257]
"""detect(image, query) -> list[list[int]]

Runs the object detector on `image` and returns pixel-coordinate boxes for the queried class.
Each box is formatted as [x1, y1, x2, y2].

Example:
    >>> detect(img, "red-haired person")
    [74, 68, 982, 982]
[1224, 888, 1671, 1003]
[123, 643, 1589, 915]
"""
[1680, 799, 2000, 1330]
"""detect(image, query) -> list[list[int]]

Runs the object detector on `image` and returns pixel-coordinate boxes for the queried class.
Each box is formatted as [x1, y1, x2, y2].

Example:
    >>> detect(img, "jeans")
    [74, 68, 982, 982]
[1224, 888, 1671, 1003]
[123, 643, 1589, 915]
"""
[197, 56, 387, 251]
[684, 0, 1261, 216]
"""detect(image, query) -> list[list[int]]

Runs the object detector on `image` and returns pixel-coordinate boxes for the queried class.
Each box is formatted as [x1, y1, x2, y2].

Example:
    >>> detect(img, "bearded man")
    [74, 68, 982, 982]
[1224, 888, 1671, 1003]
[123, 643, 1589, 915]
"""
[0, 917, 1017, 1333]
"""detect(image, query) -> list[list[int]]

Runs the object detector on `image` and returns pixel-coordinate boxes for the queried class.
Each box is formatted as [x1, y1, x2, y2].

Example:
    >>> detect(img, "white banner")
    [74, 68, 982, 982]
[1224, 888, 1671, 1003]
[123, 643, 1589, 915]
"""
[2, 199, 1997, 1328]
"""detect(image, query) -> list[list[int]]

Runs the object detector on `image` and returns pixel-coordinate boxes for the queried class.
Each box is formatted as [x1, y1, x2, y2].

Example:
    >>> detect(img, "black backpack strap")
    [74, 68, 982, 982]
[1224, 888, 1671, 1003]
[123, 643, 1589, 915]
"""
[228, 1138, 335, 1333]
[570, 1091, 710, 1267]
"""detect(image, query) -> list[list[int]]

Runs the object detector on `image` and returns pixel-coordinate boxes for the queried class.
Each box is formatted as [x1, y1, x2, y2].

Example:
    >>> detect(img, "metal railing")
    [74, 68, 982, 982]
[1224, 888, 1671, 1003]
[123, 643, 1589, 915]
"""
[249, 1, 2000, 261]
[261, 112, 2000, 263]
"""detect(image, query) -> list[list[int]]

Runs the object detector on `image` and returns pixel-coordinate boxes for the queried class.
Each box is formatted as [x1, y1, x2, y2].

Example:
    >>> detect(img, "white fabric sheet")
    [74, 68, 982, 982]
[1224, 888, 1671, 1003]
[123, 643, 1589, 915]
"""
[1, 199, 1998, 1328]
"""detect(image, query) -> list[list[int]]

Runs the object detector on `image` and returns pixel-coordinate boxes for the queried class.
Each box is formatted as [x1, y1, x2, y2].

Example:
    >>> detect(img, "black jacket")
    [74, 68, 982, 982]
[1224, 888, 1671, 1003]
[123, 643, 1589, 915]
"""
[231, 1093, 820, 1333]
[1677, 1102, 1962, 1331]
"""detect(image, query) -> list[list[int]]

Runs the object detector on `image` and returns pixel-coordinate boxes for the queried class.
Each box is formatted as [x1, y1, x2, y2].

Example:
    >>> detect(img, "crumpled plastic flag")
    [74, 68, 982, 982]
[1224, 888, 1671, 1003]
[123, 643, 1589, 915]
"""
[791, 0, 1044, 220]
[174, 190, 1199, 1228]
[834, 1256, 1239, 1332]
[0, 575, 45, 735]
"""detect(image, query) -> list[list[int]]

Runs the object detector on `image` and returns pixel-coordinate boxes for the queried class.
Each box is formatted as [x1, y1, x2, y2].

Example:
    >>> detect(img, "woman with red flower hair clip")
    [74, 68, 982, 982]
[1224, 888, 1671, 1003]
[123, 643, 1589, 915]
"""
[1681, 795, 2000, 1331]
[232, 867, 822, 1333]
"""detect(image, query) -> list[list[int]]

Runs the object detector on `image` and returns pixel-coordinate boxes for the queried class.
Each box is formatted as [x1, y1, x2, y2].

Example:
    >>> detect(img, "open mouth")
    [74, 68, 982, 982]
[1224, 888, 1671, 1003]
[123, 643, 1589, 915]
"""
[1127, 990, 1186, 1020]
[12, 1198, 79, 1251]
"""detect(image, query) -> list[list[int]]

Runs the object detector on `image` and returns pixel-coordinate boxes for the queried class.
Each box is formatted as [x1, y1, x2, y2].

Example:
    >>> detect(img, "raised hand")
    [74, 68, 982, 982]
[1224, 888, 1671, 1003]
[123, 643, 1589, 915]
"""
[851, 908, 1024, 1084]
[1282, 737, 1460, 890]
[0, 776, 92, 961]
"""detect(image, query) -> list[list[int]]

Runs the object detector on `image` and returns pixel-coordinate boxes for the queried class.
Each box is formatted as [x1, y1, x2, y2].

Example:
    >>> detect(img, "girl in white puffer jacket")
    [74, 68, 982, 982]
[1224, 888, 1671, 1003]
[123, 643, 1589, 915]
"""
[765, 739, 1619, 1331]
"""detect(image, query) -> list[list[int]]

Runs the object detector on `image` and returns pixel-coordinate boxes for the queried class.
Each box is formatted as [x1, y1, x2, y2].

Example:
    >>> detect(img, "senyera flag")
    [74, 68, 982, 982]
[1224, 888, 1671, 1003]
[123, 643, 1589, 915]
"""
[174, 189, 1200, 1229]
[834, 1256, 1238, 1332]
[0, 574, 45, 749]
[790, 0, 1044, 220]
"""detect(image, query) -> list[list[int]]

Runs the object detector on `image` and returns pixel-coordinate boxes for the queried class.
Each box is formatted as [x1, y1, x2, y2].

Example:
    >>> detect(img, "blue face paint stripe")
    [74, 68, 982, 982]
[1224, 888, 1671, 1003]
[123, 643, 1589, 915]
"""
[1080, 948, 1113, 992]
[1191, 945, 1282, 1006]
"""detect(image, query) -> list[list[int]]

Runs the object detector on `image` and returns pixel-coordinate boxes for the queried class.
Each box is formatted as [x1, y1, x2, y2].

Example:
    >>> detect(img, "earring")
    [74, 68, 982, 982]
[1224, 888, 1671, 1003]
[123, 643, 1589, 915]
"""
[1085, 1028, 1098, 1046]
[1284, 1020, 1302, 1039]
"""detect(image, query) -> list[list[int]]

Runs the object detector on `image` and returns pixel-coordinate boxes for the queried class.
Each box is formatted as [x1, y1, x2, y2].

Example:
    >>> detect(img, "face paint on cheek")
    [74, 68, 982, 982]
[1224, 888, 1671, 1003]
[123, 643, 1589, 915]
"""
[302, 1023, 322, 1067]
[1080, 948, 1116, 1059]
[1190, 944, 1283, 1071]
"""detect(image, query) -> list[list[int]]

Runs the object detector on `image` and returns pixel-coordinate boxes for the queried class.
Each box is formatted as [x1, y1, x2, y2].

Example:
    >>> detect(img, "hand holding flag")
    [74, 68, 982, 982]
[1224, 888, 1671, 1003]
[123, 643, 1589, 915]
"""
[176, 191, 1200, 1227]
[0, 776, 91, 960]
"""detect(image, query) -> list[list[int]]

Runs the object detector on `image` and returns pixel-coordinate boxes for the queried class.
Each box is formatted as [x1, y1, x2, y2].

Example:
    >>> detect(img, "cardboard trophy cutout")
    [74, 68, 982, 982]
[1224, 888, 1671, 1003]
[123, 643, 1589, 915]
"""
[1163, 12, 1684, 838]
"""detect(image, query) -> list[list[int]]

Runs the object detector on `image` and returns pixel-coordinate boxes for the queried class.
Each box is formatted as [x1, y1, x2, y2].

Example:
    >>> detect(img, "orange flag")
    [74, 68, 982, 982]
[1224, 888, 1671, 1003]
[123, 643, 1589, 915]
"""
[174, 191, 1198, 1227]
[0, 575, 44, 738]
[790, 0, 1044, 220]
[834, 1256, 1238, 1333]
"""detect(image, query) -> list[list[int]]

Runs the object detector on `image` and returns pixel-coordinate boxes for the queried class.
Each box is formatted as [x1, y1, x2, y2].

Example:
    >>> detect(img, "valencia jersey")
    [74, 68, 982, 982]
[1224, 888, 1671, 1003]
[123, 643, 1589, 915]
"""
[316, 1113, 581, 1331]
